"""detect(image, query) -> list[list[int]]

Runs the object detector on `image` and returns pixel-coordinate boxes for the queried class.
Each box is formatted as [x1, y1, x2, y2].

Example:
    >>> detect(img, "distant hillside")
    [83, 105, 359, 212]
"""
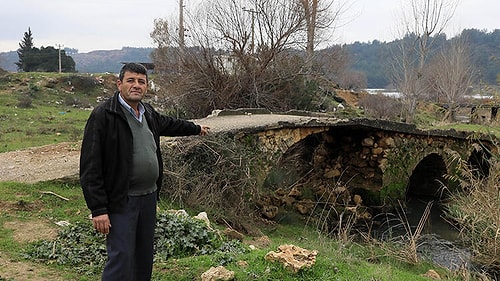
[71, 47, 154, 73]
[0, 47, 153, 74]
[345, 28, 500, 88]
[0, 51, 17, 72]
[1, 28, 499, 88]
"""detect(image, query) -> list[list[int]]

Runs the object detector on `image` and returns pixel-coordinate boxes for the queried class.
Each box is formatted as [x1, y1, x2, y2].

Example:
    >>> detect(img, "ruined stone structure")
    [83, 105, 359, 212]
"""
[229, 117, 496, 214]
[162, 112, 497, 226]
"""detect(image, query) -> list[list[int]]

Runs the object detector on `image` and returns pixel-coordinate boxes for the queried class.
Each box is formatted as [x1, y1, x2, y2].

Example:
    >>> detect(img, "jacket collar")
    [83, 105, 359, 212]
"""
[109, 91, 151, 122]
[108, 92, 122, 114]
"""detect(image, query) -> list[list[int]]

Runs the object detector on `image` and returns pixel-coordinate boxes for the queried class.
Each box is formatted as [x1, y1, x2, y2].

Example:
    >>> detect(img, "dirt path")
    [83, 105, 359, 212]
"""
[0, 142, 81, 183]
[0, 143, 81, 280]
[0, 114, 329, 183]
[0, 113, 328, 184]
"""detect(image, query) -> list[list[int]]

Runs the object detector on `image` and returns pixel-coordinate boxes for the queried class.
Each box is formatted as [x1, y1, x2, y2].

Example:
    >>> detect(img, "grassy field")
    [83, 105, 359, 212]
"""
[0, 72, 497, 280]
[0, 72, 111, 153]
[0, 180, 466, 281]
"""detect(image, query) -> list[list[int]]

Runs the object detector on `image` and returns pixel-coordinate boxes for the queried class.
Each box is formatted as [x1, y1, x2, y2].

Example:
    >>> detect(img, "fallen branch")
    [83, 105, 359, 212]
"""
[41, 191, 69, 201]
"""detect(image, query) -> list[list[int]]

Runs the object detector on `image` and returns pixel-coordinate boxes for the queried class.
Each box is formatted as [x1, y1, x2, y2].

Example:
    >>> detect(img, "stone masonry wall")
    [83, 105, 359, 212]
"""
[252, 125, 482, 221]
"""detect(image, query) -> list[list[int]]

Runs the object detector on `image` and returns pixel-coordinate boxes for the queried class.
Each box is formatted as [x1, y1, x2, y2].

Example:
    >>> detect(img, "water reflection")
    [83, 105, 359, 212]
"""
[373, 197, 471, 271]
[405, 198, 459, 241]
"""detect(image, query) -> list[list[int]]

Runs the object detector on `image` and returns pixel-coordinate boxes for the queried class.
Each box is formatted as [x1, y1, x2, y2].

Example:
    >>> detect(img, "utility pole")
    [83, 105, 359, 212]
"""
[179, 0, 185, 57]
[242, 7, 258, 55]
[56, 44, 63, 73]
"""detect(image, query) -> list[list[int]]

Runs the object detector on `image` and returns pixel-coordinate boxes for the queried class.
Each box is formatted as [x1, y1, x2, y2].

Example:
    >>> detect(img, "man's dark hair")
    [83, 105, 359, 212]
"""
[119, 63, 148, 81]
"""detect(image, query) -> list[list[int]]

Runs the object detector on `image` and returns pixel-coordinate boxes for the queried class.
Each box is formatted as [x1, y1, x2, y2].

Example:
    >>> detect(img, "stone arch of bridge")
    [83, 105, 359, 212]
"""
[259, 125, 390, 207]
[467, 143, 492, 179]
[251, 123, 495, 210]
[403, 140, 494, 202]
[406, 152, 449, 200]
[254, 126, 331, 154]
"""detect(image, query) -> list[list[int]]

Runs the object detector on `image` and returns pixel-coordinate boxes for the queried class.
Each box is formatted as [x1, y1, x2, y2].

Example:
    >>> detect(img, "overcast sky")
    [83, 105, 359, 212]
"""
[0, 0, 497, 53]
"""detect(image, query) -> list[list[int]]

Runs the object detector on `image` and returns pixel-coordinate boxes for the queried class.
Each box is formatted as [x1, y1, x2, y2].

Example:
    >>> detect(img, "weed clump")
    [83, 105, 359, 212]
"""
[160, 133, 270, 233]
[17, 95, 33, 108]
[444, 141, 499, 278]
[154, 211, 218, 260]
[24, 221, 107, 275]
[24, 211, 247, 275]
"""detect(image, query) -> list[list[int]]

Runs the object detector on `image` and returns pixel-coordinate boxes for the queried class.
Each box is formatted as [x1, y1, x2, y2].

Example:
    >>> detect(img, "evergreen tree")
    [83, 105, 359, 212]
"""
[60, 49, 76, 72]
[16, 27, 36, 72]
[35, 46, 76, 72]
[14, 28, 76, 72]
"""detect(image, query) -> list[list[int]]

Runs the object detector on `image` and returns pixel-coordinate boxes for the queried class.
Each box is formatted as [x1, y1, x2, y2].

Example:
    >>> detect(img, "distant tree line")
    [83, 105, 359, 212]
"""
[0, 29, 500, 91]
[347, 28, 500, 89]
[146, 0, 499, 123]
[2, 29, 498, 91]
[16, 28, 75, 72]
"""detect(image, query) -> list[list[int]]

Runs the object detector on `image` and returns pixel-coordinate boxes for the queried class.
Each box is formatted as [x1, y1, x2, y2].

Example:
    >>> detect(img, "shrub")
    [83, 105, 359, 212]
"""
[62, 75, 99, 93]
[444, 141, 499, 277]
[29, 83, 40, 92]
[358, 94, 402, 121]
[17, 95, 33, 108]
[24, 211, 242, 274]
[160, 134, 270, 232]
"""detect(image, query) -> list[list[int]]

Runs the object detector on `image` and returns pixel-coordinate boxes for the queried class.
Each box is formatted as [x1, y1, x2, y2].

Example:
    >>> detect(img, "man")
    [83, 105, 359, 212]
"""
[80, 63, 209, 280]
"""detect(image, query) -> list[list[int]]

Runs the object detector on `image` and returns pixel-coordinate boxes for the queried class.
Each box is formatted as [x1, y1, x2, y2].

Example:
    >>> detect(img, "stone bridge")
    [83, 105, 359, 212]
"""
[196, 111, 497, 208]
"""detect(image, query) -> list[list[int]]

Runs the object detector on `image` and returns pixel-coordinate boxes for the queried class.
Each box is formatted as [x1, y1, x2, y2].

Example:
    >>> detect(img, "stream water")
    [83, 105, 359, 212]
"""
[405, 198, 471, 271]
[373, 197, 472, 272]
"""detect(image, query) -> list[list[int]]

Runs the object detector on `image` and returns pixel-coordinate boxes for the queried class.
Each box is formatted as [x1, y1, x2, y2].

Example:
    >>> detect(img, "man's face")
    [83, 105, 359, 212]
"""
[117, 71, 148, 105]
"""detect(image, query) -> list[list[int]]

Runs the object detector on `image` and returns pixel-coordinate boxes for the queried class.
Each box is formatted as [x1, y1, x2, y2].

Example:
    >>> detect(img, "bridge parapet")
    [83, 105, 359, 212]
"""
[253, 127, 330, 154]
[226, 117, 496, 210]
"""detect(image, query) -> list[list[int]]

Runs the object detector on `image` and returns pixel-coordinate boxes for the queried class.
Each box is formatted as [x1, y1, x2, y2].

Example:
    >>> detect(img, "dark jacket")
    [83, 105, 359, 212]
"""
[80, 92, 201, 217]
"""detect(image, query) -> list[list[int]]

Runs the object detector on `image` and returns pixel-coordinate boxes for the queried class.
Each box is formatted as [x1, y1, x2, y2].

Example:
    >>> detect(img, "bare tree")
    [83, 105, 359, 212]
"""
[298, 0, 347, 74]
[389, 34, 428, 122]
[150, 18, 171, 49]
[390, 0, 459, 122]
[316, 45, 350, 84]
[150, 18, 176, 74]
[402, 0, 458, 70]
[150, 0, 352, 117]
[150, 0, 314, 116]
[428, 35, 476, 121]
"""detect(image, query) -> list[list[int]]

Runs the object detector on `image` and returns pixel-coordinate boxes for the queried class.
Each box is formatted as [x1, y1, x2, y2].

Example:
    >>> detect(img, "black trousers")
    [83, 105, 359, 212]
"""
[102, 192, 157, 281]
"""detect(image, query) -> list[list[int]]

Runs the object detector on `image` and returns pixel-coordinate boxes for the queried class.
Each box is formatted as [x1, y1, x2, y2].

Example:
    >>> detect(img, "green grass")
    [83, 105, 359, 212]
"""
[0, 72, 104, 152]
[0, 105, 89, 152]
[0, 181, 87, 227]
[0, 180, 469, 281]
[430, 123, 500, 138]
[0, 181, 91, 280]
[0, 181, 89, 223]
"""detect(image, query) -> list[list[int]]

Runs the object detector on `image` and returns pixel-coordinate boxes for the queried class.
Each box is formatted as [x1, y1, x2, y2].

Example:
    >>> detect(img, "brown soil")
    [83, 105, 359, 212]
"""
[0, 142, 80, 281]
[0, 142, 81, 183]
[0, 216, 64, 281]
[0, 253, 64, 281]
[4, 220, 58, 243]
